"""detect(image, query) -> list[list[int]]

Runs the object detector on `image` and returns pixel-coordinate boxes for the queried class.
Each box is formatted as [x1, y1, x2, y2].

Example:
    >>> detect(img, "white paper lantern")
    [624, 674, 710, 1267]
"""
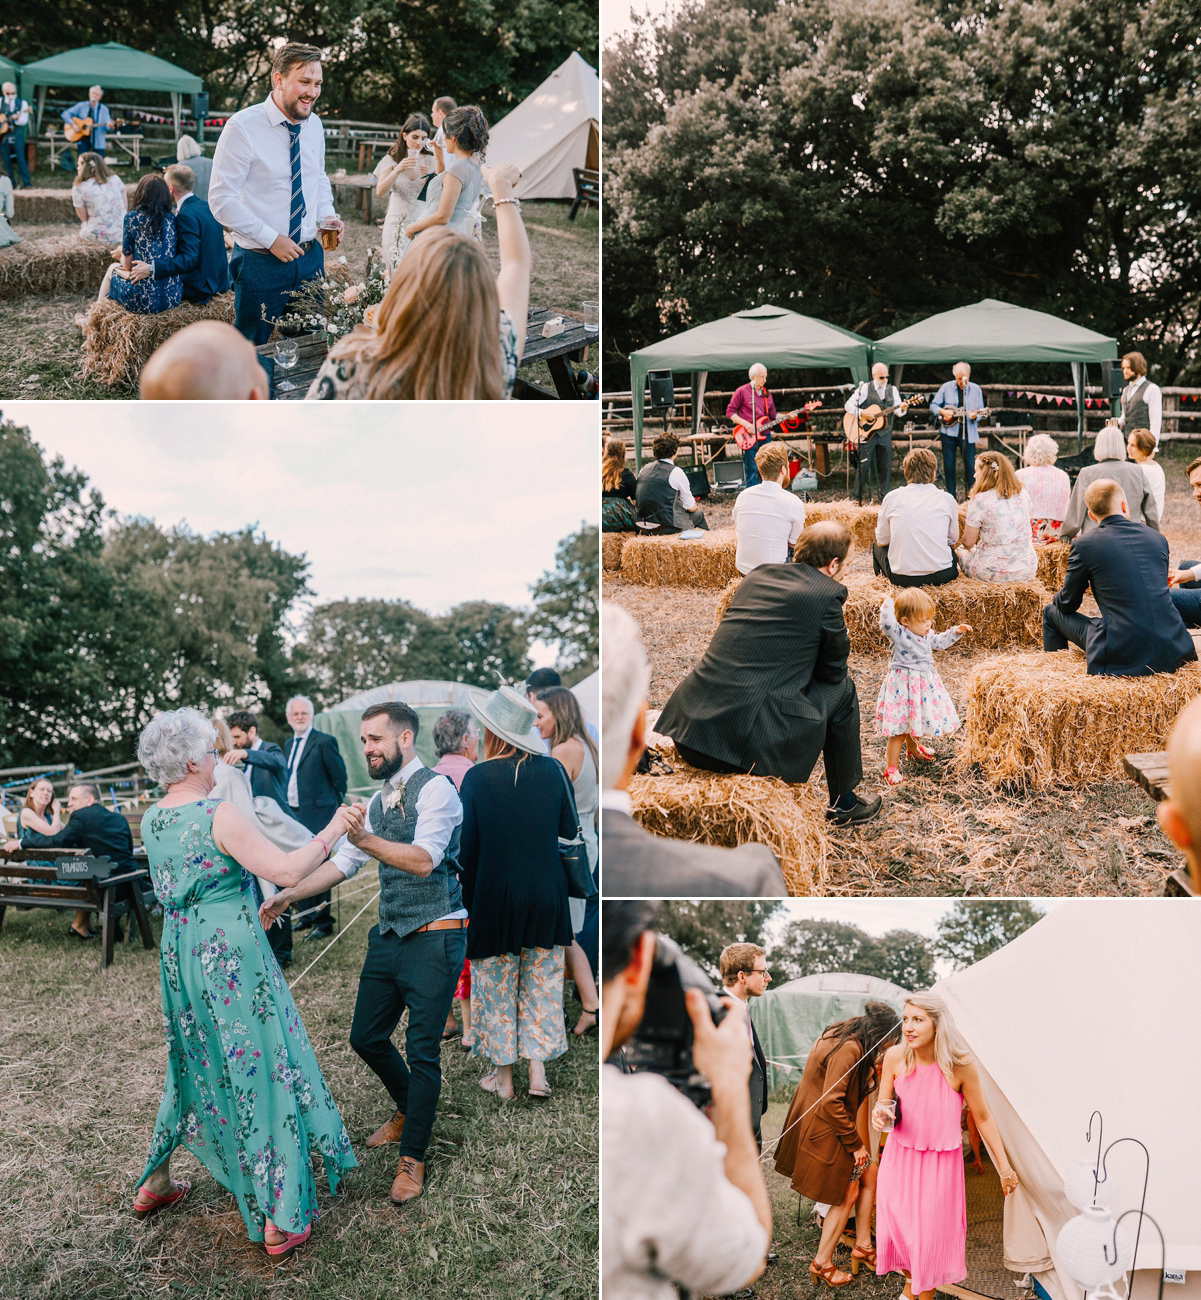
[1057, 1205, 1134, 1288]
[1064, 1152, 1102, 1210]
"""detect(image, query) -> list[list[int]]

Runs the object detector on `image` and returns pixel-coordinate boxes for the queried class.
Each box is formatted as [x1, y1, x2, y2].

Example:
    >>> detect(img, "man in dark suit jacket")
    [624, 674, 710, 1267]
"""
[283, 695, 348, 937]
[130, 163, 230, 303]
[22, 781, 138, 940]
[656, 521, 882, 827]
[718, 944, 771, 1151]
[225, 710, 291, 805]
[1043, 477, 1197, 676]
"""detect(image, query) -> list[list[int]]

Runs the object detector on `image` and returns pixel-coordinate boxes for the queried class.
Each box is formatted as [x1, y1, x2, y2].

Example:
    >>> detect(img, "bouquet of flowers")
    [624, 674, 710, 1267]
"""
[275, 249, 388, 342]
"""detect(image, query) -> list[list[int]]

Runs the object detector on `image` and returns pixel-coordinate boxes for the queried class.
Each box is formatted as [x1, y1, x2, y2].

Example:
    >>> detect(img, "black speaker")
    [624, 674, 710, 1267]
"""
[686, 468, 710, 499]
[647, 369, 675, 410]
[1103, 360, 1125, 400]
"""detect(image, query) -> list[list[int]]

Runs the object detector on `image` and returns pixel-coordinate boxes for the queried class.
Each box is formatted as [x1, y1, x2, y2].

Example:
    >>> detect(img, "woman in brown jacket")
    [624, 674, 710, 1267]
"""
[774, 1002, 902, 1286]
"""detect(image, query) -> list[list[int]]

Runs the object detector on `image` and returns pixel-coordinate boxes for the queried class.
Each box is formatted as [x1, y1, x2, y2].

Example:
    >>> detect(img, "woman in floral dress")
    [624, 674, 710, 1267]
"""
[132, 708, 357, 1258]
[955, 451, 1037, 583]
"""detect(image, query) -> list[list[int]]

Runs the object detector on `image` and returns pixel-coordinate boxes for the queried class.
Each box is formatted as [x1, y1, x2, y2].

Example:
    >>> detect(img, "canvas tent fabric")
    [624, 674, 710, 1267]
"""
[0, 56, 20, 84]
[20, 43, 203, 137]
[487, 52, 598, 201]
[749, 971, 909, 1095]
[936, 898, 1201, 1300]
[629, 305, 873, 466]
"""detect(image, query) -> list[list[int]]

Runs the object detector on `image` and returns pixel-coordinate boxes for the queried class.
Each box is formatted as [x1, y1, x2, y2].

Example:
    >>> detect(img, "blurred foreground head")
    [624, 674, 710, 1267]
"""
[601, 602, 651, 791]
[1159, 695, 1201, 892]
[140, 321, 270, 400]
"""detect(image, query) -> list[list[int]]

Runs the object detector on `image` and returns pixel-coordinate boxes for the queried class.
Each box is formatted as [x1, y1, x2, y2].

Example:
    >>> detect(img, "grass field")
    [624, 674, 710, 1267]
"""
[0, 159, 599, 400]
[0, 870, 599, 1300]
[605, 439, 1201, 897]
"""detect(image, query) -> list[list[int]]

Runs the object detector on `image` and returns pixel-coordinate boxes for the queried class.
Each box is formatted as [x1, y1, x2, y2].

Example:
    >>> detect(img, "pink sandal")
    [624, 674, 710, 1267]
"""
[907, 741, 935, 762]
[132, 1179, 191, 1220]
[265, 1222, 312, 1258]
[883, 766, 905, 787]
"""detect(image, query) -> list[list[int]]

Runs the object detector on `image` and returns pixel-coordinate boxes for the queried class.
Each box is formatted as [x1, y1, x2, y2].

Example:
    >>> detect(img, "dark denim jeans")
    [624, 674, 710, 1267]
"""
[230, 240, 325, 346]
[941, 433, 976, 501]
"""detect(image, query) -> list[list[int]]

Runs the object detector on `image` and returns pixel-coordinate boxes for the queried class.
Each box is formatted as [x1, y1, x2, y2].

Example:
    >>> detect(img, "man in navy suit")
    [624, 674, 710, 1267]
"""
[129, 164, 230, 303]
[284, 694, 348, 939]
[225, 709, 291, 804]
[1043, 477, 1197, 676]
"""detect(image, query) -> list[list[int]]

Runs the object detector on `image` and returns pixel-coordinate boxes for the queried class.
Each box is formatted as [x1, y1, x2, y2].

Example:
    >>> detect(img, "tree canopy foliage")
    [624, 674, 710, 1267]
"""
[770, 919, 936, 990]
[527, 522, 599, 678]
[3, 0, 597, 122]
[604, 0, 1201, 389]
[655, 900, 784, 980]
[934, 899, 1044, 971]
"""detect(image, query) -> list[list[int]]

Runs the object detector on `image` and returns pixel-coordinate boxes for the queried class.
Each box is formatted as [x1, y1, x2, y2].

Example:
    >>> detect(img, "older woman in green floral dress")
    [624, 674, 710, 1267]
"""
[133, 708, 360, 1258]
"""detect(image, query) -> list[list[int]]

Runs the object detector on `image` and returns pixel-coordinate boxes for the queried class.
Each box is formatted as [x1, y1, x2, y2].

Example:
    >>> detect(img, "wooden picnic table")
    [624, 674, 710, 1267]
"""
[331, 174, 378, 224]
[257, 305, 595, 400]
[1122, 751, 1196, 896]
[356, 139, 396, 171]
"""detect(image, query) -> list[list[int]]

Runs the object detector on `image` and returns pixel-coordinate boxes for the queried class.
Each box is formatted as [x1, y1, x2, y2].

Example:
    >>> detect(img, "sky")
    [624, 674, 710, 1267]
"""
[7, 405, 598, 652]
[603, 0, 680, 48]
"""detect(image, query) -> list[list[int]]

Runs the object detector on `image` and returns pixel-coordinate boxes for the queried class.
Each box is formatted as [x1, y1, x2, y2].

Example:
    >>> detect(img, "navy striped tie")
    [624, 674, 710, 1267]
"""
[285, 121, 305, 243]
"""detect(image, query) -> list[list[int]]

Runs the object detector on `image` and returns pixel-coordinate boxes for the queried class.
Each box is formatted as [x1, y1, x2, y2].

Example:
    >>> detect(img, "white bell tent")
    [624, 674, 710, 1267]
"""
[487, 53, 599, 200]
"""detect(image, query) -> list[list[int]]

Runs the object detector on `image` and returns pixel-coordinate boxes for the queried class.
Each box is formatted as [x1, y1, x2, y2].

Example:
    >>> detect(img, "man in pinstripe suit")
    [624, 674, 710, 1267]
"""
[656, 521, 882, 826]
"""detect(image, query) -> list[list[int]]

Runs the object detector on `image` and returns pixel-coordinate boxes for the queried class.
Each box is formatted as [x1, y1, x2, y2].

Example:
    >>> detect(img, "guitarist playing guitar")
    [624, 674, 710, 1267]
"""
[726, 362, 821, 486]
[844, 363, 912, 504]
[929, 361, 989, 501]
[59, 86, 113, 170]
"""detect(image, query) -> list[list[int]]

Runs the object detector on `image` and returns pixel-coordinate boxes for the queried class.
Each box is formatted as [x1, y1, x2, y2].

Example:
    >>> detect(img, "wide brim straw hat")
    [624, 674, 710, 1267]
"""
[465, 684, 545, 756]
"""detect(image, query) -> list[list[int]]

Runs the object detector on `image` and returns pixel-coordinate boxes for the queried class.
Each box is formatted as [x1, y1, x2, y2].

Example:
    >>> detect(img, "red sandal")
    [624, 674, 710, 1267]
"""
[265, 1222, 312, 1258]
[883, 765, 905, 787]
[132, 1179, 191, 1220]
[906, 741, 935, 762]
[810, 1259, 854, 1287]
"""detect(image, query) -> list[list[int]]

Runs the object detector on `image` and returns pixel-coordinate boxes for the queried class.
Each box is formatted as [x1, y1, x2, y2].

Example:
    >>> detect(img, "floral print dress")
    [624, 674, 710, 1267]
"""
[136, 799, 356, 1240]
[875, 597, 963, 739]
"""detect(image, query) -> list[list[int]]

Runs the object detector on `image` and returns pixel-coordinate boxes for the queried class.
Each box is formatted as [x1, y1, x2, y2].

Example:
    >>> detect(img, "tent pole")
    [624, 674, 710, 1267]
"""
[1072, 362, 1085, 454]
[634, 373, 644, 470]
[172, 93, 181, 139]
[36, 86, 46, 135]
[691, 371, 708, 440]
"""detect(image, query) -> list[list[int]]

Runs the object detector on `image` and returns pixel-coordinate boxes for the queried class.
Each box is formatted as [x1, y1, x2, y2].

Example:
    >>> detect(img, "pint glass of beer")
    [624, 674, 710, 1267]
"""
[318, 216, 341, 251]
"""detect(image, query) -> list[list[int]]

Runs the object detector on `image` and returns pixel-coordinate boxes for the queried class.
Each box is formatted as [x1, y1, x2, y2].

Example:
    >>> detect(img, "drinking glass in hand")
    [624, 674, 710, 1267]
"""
[874, 1099, 896, 1132]
[274, 338, 300, 392]
[318, 216, 341, 252]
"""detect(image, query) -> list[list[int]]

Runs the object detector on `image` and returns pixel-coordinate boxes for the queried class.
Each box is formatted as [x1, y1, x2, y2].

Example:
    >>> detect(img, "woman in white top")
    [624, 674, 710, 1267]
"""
[956, 451, 1037, 583]
[1127, 427, 1166, 523]
[71, 151, 127, 242]
[406, 105, 486, 243]
[373, 113, 435, 272]
[1014, 433, 1071, 541]
[532, 686, 600, 1038]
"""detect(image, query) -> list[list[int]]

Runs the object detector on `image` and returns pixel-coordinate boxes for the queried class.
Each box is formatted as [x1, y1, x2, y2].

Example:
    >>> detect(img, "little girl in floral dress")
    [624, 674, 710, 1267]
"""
[876, 591, 970, 786]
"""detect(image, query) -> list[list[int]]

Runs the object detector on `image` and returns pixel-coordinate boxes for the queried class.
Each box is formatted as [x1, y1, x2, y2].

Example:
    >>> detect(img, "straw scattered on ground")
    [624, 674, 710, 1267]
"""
[78, 293, 237, 388]
[0, 234, 115, 299]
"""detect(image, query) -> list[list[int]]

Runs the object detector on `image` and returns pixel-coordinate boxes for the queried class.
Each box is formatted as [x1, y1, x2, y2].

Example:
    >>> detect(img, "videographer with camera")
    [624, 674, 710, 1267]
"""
[602, 901, 773, 1299]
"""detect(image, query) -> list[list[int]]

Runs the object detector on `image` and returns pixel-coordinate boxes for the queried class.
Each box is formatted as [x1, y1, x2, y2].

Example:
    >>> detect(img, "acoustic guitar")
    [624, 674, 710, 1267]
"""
[0, 114, 10, 139]
[63, 114, 126, 143]
[938, 405, 991, 430]
[731, 400, 822, 451]
[841, 395, 926, 445]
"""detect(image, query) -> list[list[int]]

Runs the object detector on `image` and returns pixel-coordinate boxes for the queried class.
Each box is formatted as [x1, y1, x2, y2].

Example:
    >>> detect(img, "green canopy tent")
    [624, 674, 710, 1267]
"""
[749, 971, 910, 1095]
[0, 56, 21, 85]
[19, 42, 203, 139]
[871, 299, 1119, 449]
[628, 305, 873, 467]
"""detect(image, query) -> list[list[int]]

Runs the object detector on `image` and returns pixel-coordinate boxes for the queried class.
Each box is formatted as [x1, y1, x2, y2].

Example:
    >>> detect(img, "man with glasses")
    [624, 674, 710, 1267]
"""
[718, 943, 771, 1153]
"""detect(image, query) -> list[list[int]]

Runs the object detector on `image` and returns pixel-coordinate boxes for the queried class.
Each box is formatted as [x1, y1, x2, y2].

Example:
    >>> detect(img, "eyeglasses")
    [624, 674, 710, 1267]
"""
[750, 966, 769, 975]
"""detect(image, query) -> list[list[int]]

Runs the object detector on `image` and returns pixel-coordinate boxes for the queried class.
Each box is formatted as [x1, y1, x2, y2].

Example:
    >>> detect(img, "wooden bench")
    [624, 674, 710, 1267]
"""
[1121, 751, 1195, 897]
[569, 167, 599, 220]
[0, 848, 156, 968]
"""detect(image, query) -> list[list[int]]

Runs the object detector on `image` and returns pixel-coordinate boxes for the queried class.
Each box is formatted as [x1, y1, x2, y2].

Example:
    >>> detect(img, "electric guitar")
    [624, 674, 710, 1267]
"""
[841, 395, 926, 445]
[731, 400, 822, 451]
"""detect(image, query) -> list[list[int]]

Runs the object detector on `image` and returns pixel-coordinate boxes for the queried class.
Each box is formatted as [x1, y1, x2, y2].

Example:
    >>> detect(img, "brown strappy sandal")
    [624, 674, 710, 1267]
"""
[850, 1244, 877, 1274]
[810, 1259, 854, 1287]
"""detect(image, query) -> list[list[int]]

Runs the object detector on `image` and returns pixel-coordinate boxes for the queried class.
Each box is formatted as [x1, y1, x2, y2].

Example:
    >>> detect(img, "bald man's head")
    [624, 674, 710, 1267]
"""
[1159, 695, 1201, 891]
[140, 322, 270, 400]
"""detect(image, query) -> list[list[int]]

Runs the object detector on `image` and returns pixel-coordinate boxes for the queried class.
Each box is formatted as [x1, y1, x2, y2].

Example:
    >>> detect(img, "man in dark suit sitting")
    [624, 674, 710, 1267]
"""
[129, 163, 230, 303]
[600, 602, 787, 896]
[284, 694, 348, 939]
[718, 944, 771, 1152]
[656, 521, 883, 827]
[1043, 477, 1197, 675]
[20, 782, 138, 941]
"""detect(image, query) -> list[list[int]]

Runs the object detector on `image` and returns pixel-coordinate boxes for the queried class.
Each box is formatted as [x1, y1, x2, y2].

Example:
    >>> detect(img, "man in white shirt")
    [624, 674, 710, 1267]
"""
[209, 42, 343, 344]
[262, 702, 464, 1206]
[845, 362, 908, 504]
[603, 900, 772, 1300]
[873, 447, 960, 586]
[733, 441, 805, 573]
[0, 83, 32, 189]
[1109, 350, 1162, 446]
[430, 95, 456, 174]
[634, 432, 708, 533]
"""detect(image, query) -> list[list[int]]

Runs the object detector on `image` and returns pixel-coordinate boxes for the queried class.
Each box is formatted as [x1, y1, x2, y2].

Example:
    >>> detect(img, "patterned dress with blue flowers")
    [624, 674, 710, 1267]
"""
[135, 799, 356, 1240]
[875, 597, 963, 739]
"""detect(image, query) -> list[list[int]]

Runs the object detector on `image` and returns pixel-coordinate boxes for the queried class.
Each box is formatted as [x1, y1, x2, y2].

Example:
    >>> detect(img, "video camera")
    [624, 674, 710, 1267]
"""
[620, 933, 728, 1108]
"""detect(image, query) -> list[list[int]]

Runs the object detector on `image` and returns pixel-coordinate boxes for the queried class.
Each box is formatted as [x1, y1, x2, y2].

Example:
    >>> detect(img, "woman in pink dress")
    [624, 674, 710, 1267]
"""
[872, 994, 1018, 1300]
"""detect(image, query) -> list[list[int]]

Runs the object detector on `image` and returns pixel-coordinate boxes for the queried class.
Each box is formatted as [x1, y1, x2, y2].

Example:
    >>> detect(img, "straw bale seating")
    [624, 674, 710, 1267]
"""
[715, 572, 1048, 654]
[620, 528, 738, 588]
[963, 650, 1201, 790]
[0, 234, 115, 299]
[1036, 540, 1071, 594]
[602, 533, 626, 571]
[804, 499, 880, 552]
[79, 293, 236, 388]
[13, 183, 138, 225]
[629, 750, 829, 895]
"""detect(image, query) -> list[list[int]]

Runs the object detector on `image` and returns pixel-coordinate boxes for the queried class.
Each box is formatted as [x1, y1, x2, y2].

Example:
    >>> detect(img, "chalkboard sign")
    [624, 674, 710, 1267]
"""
[54, 855, 114, 881]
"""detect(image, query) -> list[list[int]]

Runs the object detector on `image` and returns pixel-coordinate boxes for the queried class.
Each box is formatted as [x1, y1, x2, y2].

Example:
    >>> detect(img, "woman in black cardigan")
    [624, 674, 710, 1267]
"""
[460, 685, 576, 1101]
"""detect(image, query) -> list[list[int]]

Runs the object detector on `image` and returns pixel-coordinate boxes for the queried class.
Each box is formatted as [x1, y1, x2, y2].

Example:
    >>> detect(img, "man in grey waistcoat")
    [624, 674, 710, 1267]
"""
[261, 701, 464, 1205]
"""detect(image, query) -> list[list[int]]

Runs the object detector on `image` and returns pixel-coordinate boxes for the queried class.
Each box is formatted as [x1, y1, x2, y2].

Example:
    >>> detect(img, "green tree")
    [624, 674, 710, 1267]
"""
[527, 524, 599, 678]
[877, 930, 936, 991]
[770, 919, 887, 984]
[440, 600, 532, 687]
[935, 900, 1045, 972]
[655, 900, 784, 981]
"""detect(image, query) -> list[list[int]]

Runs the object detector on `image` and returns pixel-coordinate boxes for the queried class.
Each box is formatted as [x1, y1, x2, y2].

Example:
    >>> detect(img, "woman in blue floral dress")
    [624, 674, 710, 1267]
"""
[133, 708, 357, 1257]
[96, 174, 183, 315]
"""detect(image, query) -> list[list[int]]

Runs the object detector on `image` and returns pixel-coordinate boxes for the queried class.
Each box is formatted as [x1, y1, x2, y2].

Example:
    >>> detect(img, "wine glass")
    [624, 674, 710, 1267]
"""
[274, 338, 300, 392]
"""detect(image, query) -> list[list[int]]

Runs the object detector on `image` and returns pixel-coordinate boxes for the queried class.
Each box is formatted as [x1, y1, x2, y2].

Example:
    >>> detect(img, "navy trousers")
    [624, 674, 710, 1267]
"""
[1, 127, 30, 187]
[941, 433, 976, 501]
[742, 431, 770, 486]
[349, 925, 467, 1163]
[230, 241, 325, 346]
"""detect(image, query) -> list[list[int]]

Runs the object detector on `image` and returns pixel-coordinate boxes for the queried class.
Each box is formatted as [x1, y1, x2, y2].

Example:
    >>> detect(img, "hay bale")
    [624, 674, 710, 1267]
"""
[714, 577, 741, 628]
[620, 528, 738, 588]
[0, 234, 114, 299]
[629, 755, 829, 895]
[805, 499, 880, 552]
[79, 293, 237, 388]
[602, 533, 625, 571]
[12, 188, 79, 224]
[963, 650, 1201, 789]
[1036, 540, 1070, 593]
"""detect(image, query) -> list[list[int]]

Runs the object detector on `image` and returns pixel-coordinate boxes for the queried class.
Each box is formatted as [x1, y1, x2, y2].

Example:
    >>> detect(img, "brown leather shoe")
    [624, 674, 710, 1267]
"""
[366, 1110, 405, 1149]
[390, 1155, 425, 1204]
